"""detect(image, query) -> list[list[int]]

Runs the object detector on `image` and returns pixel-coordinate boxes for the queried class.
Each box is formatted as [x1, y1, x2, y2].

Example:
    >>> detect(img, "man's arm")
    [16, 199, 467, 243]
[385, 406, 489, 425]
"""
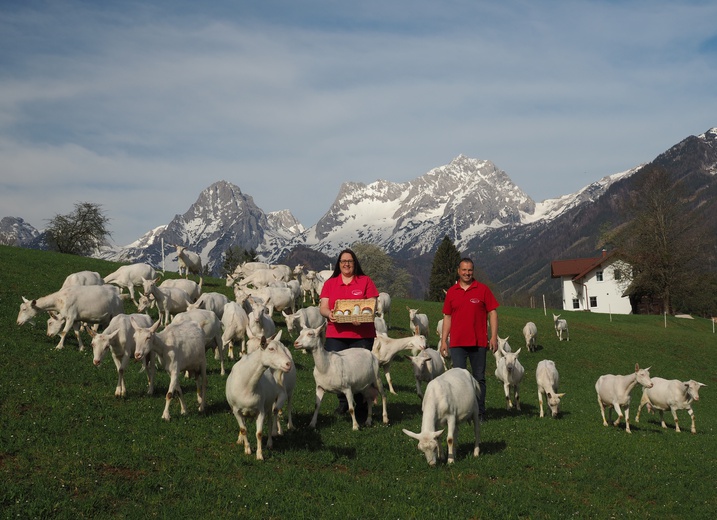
[488, 309, 498, 352]
[440, 314, 451, 358]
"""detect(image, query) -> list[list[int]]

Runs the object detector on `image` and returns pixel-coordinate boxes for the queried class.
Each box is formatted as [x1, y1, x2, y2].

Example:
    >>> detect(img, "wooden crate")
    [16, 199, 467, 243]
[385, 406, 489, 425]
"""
[333, 298, 375, 323]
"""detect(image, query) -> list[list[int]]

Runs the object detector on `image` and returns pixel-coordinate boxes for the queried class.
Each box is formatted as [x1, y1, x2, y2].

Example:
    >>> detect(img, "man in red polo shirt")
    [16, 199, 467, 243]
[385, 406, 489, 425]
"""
[440, 258, 499, 421]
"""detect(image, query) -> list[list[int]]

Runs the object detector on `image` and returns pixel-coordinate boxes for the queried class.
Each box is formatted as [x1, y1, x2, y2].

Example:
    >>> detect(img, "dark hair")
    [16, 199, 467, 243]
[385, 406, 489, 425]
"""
[331, 248, 367, 278]
[459, 257, 474, 268]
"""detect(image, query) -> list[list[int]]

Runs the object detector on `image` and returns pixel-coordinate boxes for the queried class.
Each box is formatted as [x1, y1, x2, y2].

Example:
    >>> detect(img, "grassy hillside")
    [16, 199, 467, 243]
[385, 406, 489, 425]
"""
[1, 245, 716, 518]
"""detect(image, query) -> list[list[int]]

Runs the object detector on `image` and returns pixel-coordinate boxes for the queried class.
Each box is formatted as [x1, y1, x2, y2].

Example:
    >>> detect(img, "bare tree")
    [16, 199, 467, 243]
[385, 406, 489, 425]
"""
[605, 167, 707, 314]
[46, 202, 111, 256]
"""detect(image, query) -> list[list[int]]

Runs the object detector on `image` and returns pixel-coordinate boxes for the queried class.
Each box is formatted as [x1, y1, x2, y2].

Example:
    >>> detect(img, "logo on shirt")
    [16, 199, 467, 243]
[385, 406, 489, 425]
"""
[470, 298, 482, 304]
[351, 289, 363, 297]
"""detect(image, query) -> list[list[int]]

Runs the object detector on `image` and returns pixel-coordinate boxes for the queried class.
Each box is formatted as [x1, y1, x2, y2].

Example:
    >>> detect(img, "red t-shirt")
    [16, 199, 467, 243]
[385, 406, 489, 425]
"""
[442, 280, 499, 348]
[320, 274, 379, 339]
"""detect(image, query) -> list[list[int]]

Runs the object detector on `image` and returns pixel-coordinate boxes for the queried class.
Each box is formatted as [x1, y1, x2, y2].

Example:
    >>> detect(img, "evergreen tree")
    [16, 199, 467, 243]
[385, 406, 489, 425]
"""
[427, 236, 461, 301]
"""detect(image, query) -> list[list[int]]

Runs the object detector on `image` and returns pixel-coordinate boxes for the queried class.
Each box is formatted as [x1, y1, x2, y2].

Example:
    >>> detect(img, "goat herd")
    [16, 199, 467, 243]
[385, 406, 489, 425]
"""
[15, 258, 707, 465]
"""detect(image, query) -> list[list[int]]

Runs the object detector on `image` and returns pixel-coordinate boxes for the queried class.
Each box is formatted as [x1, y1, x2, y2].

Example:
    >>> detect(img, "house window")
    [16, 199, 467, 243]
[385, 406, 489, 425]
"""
[572, 298, 580, 309]
[590, 296, 598, 308]
[614, 269, 622, 281]
[596, 271, 603, 282]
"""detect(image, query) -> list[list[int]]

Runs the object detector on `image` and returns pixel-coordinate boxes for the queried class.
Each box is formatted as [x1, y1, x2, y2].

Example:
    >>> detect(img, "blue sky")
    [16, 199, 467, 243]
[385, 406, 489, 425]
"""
[1, 1, 716, 246]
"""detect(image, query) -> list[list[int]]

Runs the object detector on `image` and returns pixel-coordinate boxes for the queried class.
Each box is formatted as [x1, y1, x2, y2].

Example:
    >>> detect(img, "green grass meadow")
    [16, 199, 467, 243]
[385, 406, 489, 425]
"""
[1, 245, 716, 519]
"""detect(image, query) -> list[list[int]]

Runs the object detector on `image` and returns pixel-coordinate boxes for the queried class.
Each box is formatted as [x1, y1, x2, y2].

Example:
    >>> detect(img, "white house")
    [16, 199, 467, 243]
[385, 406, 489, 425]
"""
[551, 250, 632, 314]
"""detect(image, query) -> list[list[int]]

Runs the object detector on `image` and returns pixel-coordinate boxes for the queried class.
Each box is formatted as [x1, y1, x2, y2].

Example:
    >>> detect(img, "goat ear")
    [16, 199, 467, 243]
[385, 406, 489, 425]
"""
[557, 393, 566, 398]
[432, 430, 444, 440]
[260, 335, 268, 349]
[635, 363, 640, 372]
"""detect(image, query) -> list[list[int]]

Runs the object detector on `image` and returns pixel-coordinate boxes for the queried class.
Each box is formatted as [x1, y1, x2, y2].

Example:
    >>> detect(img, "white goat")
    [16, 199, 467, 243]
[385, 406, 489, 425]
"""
[22, 285, 123, 350]
[374, 316, 388, 336]
[536, 360, 565, 418]
[88, 313, 155, 396]
[409, 347, 447, 398]
[172, 309, 226, 375]
[247, 298, 277, 339]
[245, 329, 297, 433]
[103, 263, 156, 305]
[160, 278, 202, 303]
[553, 314, 569, 341]
[635, 377, 706, 433]
[293, 323, 388, 430]
[187, 291, 229, 320]
[225, 333, 293, 460]
[141, 277, 192, 326]
[221, 302, 250, 358]
[595, 363, 653, 433]
[270, 264, 292, 283]
[297, 269, 318, 304]
[61, 270, 104, 288]
[376, 292, 391, 327]
[402, 368, 481, 465]
[237, 269, 283, 290]
[372, 333, 427, 394]
[407, 307, 429, 337]
[523, 321, 538, 352]
[132, 318, 207, 421]
[494, 344, 525, 410]
[173, 244, 203, 281]
[282, 306, 325, 337]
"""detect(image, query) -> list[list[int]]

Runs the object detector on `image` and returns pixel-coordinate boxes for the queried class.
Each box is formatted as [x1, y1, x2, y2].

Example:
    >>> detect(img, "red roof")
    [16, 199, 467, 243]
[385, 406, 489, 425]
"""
[550, 250, 618, 280]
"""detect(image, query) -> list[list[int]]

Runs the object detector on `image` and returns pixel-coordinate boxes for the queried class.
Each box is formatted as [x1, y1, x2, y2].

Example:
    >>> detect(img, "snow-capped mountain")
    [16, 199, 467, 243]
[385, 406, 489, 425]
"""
[0, 217, 39, 247]
[96, 181, 304, 274]
[6, 127, 716, 301]
[267, 155, 632, 262]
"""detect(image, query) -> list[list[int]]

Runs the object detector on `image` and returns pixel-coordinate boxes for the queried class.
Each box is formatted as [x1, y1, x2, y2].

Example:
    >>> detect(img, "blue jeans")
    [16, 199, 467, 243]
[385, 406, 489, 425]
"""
[449, 346, 488, 417]
[324, 337, 374, 410]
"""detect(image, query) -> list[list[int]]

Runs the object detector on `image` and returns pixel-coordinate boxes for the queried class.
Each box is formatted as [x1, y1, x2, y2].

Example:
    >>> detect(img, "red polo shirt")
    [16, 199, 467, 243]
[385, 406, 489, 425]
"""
[320, 274, 379, 339]
[442, 280, 499, 348]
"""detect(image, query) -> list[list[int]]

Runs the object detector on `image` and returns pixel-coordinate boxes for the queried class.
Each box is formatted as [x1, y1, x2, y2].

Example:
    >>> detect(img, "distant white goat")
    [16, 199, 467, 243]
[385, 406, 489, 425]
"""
[595, 363, 653, 433]
[374, 316, 388, 336]
[225, 332, 293, 460]
[409, 348, 447, 398]
[293, 323, 388, 430]
[172, 309, 226, 375]
[187, 291, 229, 320]
[173, 245, 203, 281]
[553, 314, 569, 341]
[536, 360, 565, 418]
[282, 306, 325, 337]
[132, 318, 207, 421]
[61, 270, 104, 288]
[372, 333, 427, 394]
[376, 292, 391, 327]
[103, 263, 156, 305]
[221, 302, 250, 358]
[402, 368, 481, 466]
[247, 298, 277, 339]
[141, 277, 192, 326]
[523, 321, 538, 352]
[494, 343, 525, 411]
[407, 307, 429, 337]
[160, 278, 202, 303]
[635, 377, 706, 433]
[88, 313, 155, 397]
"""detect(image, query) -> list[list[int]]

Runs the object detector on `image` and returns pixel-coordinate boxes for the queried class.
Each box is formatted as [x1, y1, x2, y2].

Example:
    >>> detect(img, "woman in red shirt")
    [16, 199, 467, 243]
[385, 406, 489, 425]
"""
[319, 248, 379, 419]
